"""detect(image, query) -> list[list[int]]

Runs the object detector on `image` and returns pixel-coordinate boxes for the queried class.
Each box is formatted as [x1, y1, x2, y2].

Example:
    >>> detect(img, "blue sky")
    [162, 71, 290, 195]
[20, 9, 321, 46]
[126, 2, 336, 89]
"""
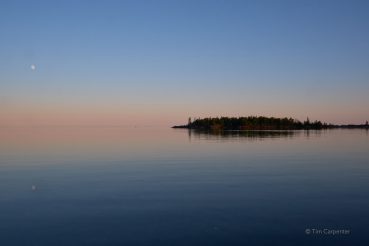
[1, 0, 369, 125]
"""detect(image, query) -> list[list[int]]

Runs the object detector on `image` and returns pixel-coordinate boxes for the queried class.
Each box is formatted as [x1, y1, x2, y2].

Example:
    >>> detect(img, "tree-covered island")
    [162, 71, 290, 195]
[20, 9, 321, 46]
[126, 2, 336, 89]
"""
[172, 116, 369, 130]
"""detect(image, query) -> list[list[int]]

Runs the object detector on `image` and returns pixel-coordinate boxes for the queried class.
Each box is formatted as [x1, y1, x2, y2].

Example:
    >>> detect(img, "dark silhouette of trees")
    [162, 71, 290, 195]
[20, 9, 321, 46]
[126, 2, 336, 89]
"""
[173, 116, 368, 130]
[174, 116, 327, 130]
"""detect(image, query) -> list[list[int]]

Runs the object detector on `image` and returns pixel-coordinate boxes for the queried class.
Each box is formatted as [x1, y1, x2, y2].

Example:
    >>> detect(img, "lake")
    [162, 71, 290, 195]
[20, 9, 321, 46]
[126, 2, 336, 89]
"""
[0, 127, 368, 245]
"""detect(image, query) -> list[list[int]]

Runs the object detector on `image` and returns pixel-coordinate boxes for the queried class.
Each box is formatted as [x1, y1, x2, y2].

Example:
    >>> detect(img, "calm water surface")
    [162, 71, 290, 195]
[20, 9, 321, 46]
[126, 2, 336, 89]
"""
[0, 127, 368, 245]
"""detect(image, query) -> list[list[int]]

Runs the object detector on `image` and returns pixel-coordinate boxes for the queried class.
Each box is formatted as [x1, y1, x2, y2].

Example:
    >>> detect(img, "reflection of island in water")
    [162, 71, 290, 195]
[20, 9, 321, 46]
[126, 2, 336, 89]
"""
[173, 116, 369, 130]
[186, 129, 301, 141]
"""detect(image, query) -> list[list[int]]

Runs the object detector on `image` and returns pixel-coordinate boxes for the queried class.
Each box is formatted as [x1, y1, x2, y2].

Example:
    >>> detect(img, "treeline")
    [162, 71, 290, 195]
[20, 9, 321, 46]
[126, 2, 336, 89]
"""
[173, 116, 333, 130]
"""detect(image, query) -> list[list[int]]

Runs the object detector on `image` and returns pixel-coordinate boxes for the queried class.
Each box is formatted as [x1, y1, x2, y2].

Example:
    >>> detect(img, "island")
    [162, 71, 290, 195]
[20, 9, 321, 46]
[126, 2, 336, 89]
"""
[172, 116, 369, 130]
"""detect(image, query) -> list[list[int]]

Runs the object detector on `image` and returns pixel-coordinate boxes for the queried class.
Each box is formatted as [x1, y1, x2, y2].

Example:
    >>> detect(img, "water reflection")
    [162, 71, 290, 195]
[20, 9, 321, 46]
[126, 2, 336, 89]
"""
[187, 129, 300, 141]
[0, 127, 368, 246]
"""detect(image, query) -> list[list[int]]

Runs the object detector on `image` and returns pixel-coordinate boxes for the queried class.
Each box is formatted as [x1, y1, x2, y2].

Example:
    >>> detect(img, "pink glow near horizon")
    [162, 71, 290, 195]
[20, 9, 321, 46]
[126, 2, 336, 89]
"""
[1, 100, 368, 126]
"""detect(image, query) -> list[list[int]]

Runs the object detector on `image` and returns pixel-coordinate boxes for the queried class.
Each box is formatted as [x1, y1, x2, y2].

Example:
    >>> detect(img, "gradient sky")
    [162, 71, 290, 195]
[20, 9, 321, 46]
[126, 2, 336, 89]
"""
[1, 0, 369, 126]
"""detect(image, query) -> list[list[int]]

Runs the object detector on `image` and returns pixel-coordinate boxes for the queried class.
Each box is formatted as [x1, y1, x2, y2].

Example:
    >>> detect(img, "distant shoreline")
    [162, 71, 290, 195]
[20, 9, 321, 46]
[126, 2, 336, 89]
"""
[172, 116, 369, 130]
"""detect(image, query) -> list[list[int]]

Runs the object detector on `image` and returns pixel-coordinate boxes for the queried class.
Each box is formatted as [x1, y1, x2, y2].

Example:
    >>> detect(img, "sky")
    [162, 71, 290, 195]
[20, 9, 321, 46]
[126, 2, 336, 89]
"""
[1, 0, 369, 126]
